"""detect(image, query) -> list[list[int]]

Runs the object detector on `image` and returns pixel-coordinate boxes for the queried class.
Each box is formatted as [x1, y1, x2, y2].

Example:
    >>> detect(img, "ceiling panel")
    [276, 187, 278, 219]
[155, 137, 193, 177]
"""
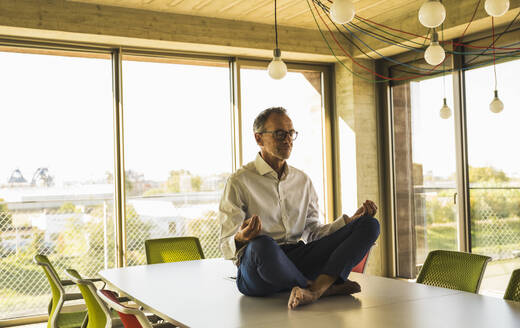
[68, 0, 422, 29]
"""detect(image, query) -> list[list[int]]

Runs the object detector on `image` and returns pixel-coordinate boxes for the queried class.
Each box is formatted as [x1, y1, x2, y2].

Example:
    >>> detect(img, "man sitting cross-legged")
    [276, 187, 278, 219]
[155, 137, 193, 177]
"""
[218, 107, 380, 309]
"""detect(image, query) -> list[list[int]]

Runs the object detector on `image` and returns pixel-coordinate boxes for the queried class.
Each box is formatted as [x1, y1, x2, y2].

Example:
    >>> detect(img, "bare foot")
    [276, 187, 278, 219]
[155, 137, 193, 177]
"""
[288, 286, 319, 309]
[322, 279, 361, 297]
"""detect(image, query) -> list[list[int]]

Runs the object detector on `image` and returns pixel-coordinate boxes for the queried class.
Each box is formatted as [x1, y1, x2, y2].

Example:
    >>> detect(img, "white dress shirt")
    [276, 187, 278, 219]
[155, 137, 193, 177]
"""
[218, 153, 346, 263]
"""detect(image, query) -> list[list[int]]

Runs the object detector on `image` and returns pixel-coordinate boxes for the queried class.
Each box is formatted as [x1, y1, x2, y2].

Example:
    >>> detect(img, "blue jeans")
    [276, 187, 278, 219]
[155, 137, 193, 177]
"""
[236, 215, 380, 296]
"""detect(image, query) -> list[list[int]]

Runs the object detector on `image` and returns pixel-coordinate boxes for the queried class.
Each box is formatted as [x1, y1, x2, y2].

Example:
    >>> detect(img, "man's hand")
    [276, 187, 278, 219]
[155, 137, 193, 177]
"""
[235, 215, 262, 245]
[343, 200, 378, 224]
[362, 200, 377, 217]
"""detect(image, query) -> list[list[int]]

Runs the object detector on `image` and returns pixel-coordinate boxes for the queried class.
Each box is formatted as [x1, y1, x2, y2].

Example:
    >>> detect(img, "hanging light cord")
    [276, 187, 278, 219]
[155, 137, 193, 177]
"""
[492, 17, 497, 91]
[442, 24, 446, 98]
[274, 0, 279, 49]
[460, 0, 481, 40]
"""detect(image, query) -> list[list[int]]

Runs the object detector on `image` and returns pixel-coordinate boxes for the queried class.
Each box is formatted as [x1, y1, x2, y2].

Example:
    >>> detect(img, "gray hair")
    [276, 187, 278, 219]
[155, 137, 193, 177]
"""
[253, 107, 288, 133]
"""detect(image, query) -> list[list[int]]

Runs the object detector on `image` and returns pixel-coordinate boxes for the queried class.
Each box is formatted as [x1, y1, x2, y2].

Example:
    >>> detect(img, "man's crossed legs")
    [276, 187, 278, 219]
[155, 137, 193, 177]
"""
[236, 215, 380, 309]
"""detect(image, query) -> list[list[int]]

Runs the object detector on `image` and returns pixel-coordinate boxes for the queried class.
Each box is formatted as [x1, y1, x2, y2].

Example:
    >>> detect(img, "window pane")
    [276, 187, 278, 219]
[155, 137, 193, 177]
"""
[240, 68, 327, 220]
[392, 75, 457, 278]
[465, 61, 520, 294]
[122, 57, 231, 265]
[0, 49, 114, 319]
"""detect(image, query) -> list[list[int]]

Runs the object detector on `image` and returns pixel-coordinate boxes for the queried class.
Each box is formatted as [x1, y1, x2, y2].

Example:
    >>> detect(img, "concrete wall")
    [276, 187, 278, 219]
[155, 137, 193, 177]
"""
[335, 59, 387, 276]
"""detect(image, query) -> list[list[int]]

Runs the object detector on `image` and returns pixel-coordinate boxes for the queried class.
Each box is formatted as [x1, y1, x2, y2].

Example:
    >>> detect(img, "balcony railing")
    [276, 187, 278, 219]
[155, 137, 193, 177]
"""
[0, 192, 222, 321]
[412, 186, 520, 261]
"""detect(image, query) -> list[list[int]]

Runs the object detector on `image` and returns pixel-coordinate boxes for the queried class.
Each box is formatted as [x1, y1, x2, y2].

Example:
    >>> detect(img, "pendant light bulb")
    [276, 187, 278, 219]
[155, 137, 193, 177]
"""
[424, 32, 445, 66]
[485, 0, 510, 17]
[489, 90, 504, 113]
[440, 98, 451, 119]
[268, 48, 287, 80]
[418, 0, 446, 28]
[330, 0, 355, 24]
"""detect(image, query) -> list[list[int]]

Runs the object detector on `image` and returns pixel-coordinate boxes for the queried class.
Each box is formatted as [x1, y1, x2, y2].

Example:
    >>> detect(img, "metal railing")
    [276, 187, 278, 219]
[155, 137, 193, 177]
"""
[412, 185, 520, 261]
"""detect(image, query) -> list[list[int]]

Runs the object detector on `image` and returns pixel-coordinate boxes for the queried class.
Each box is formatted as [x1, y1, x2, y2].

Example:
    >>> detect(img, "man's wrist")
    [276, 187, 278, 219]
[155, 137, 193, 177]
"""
[343, 214, 355, 225]
[234, 235, 246, 249]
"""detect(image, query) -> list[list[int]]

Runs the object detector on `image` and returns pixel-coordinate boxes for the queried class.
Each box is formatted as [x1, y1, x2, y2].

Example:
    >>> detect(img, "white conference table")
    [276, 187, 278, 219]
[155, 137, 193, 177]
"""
[99, 258, 520, 328]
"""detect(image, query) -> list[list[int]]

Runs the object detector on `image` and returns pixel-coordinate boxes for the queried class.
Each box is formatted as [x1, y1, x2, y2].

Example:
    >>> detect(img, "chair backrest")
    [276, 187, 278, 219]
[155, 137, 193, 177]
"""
[504, 268, 520, 302]
[97, 289, 153, 328]
[145, 237, 205, 264]
[66, 269, 112, 328]
[34, 254, 64, 328]
[416, 250, 491, 293]
[352, 247, 373, 273]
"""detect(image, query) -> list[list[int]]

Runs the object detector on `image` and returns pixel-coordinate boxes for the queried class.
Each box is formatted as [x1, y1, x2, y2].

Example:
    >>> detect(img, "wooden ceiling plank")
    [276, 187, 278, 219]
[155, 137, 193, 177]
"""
[263, 0, 303, 18]
[240, 0, 273, 16]
[191, 0, 212, 11]
[166, 0, 184, 7]
[0, 0, 347, 61]
[351, 0, 520, 57]
[285, 7, 311, 20]
[217, 0, 243, 13]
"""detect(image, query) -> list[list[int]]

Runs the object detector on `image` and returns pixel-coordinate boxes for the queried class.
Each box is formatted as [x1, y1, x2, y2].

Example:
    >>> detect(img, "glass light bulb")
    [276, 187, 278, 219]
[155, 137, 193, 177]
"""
[490, 90, 504, 113]
[418, 0, 446, 28]
[424, 41, 445, 66]
[268, 57, 287, 80]
[485, 0, 510, 17]
[440, 98, 451, 119]
[330, 0, 355, 24]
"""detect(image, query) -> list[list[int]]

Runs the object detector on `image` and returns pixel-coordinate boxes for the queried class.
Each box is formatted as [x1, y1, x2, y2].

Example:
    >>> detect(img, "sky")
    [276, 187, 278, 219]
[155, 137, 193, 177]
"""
[0, 50, 518, 209]
[0, 51, 336, 212]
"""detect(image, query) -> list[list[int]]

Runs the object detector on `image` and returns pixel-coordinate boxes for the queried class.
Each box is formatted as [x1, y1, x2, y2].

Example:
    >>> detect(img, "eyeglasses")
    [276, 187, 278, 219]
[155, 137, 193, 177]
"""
[259, 129, 298, 141]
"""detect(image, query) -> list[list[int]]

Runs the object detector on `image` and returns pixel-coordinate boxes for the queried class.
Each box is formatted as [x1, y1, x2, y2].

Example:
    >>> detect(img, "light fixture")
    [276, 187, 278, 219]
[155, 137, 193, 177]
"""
[424, 30, 445, 66]
[485, 0, 510, 17]
[489, 17, 504, 113]
[418, 0, 446, 28]
[268, 49, 287, 80]
[440, 98, 452, 119]
[268, 0, 287, 80]
[330, 0, 355, 25]
[490, 90, 504, 113]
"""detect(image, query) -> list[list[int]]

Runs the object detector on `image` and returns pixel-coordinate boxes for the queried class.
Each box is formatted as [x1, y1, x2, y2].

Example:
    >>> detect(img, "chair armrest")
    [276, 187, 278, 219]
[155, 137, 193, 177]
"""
[62, 278, 103, 285]
[63, 277, 106, 289]
[86, 278, 104, 283]
[63, 293, 84, 301]
[116, 296, 132, 303]
[61, 279, 76, 286]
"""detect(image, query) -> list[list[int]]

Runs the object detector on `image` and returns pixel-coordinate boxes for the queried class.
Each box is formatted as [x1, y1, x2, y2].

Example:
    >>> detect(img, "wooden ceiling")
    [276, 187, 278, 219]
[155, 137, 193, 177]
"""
[68, 0, 420, 30]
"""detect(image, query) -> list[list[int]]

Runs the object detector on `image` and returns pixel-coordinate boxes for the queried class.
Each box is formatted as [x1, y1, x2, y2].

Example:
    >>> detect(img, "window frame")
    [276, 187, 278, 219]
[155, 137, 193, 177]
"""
[384, 28, 520, 279]
[0, 38, 338, 325]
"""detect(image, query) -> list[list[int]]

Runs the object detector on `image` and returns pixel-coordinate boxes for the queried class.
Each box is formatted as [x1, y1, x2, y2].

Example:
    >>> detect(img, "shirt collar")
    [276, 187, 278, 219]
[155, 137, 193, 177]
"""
[255, 153, 289, 180]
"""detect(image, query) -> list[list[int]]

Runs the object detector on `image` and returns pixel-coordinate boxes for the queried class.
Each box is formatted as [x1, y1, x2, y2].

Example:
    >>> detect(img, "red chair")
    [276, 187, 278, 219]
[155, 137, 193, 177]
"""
[351, 246, 373, 273]
[97, 290, 175, 328]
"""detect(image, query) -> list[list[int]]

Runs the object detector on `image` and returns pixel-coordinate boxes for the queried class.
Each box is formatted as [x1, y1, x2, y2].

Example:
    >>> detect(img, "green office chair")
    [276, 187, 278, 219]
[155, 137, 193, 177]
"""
[145, 237, 205, 264]
[416, 250, 491, 293]
[34, 254, 95, 328]
[65, 269, 113, 328]
[504, 268, 520, 302]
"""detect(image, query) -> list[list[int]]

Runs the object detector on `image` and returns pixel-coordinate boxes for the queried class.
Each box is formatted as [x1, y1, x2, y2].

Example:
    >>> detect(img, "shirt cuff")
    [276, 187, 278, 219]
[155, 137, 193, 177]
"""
[329, 215, 348, 233]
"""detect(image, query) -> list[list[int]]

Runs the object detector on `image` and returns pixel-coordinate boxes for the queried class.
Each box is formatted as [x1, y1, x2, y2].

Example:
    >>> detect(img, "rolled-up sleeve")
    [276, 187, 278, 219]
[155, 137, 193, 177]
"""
[301, 182, 346, 242]
[218, 177, 247, 261]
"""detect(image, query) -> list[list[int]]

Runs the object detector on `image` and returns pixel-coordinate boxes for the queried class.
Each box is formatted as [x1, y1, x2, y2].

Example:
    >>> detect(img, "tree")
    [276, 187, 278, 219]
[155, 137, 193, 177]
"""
[104, 170, 145, 195]
[191, 175, 202, 192]
[469, 166, 510, 184]
[57, 202, 79, 214]
[166, 170, 189, 193]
